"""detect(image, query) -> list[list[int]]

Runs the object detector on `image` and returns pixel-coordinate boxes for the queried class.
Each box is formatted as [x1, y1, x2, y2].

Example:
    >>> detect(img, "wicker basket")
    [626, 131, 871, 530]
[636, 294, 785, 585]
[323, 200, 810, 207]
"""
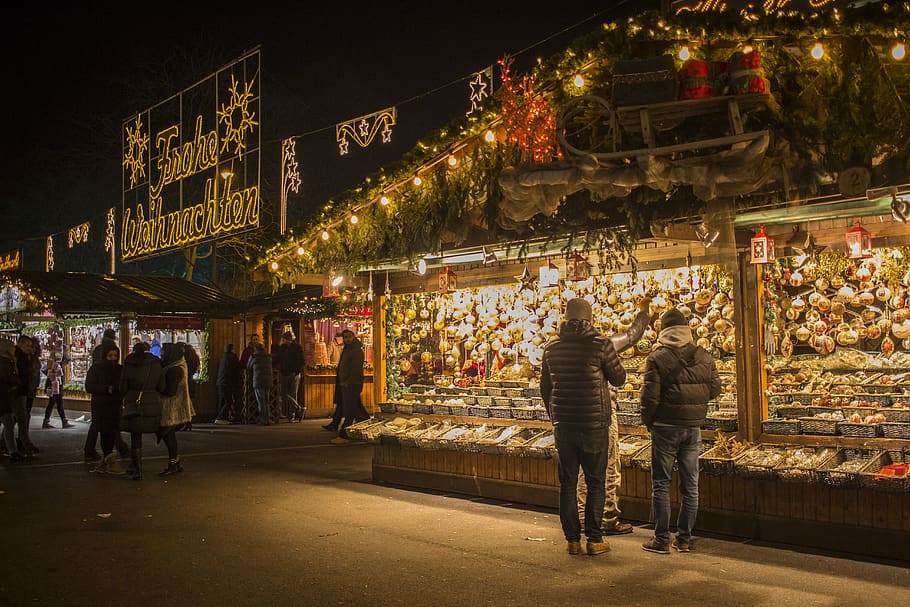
[840, 406, 881, 420]
[510, 407, 538, 420]
[510, 397, 532, 408]
[523, 387, 541, 398]
[378, 402, 397, 413]
[430, 403, 452, 416]
[881, 422, 910, 439]
[860, 450, 910, 493]
[485, 387, 504, 397]
[798, 416, 840, 435]
[734, 444, 789, 480]
[631, 445, 653, 470]
[699, 444, 746, 476]
[703, 416, 738, 432]
[618, 438, 650, 467]
[488, 406, 513, 419]
[837, 421, 882, 438]
[395, 402, 414, 415]
[502, 387, 525, 398]
[817, 448, 886, 489]
[529, 397, 544, 408]
[412, 403, 433, 414]
[772, 404, 808, 419]
[616, 400, 640, 412]
[535, 408, 551, 422]
[848, 394, 893, 406]
[500, 428, 545, 456]
[774, 446, 837, 484]
[617, 411, 642, 426]
[400, 392, 418, 401]
[469, 405, 491, 418]
[762, 419, 802, 435]
[345, 419, 384, 441]
[877, 407, 910, 422]
[807, 406, 842, 417]
[523, 431, 556, 459]
[492, 396, 512, 407]
[475, 395, 493, 406]
[409, 384, 429, 394]
[448, 403, 471, 416]
[500, 380, 525, 388]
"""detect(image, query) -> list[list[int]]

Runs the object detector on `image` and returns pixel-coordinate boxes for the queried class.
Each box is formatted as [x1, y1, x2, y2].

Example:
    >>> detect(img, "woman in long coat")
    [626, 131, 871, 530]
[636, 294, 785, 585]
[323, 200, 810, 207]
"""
[247, 342, 273, 425]
[156, 342, 196, 475]
[1, 338, 25, 462]
[119, 342, 166, 480]
[85, 342, 125, 474]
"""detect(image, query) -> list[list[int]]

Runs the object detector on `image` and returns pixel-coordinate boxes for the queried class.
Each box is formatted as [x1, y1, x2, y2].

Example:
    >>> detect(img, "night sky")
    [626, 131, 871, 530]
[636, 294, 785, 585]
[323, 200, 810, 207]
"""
[2, 2, 652, 264]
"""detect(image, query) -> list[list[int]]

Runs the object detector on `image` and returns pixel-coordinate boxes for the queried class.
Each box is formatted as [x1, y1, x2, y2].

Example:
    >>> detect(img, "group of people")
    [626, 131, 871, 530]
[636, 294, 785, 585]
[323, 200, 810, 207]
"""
[540, 296, 720, 556]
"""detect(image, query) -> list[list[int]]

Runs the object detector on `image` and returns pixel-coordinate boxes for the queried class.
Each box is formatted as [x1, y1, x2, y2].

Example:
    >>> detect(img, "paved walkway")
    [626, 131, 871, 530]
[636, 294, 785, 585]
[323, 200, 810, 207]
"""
[1, 415, 907, 607]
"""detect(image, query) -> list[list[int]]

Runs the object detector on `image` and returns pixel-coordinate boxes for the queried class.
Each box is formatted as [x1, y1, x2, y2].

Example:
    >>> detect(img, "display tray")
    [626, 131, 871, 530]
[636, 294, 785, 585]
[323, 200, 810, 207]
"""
[617, 412, 642, 426]
[860, 450, 910, 493]
[877, 407, 910, 422]
[734, 444, 789, 480]
[618, 437, 650, 467]
[703, 415, 738, 432]
[798, 416, 840, 435]
[699, 444, 745, 476]
[774, 446, 838, 484]
[836, 421, 882, 438]
[772, 404, 808, 419]
[817, 448, 886, 489]
[881, 422, 910, 439]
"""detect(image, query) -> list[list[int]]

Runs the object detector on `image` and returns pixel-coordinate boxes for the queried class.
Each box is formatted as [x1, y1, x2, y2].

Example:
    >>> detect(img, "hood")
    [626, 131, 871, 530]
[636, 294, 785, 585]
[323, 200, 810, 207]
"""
[124, 351, 157, 366]
[658, 325, 694, 348]
[0, 338, 15, 361]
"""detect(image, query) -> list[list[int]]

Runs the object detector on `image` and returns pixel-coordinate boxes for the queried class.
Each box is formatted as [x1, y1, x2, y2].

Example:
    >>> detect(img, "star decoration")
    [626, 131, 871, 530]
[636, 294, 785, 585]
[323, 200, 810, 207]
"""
[358, 119, 371, 138]
[338, 137, 349, 155]
[217, 74, 259, 158]
[467, 68, 491, 117]
[515, 266, 538, 292]
[381, 123, 392, 143]
[792, 233, 826, 269]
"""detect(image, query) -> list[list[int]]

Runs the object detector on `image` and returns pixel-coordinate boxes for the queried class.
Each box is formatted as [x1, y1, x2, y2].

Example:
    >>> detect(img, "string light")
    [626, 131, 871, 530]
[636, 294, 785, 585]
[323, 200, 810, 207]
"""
[380, 195, 390, 206]
[413, 176, 422, 186]
[321, 230, 330, 241]
[679, 46, 691, 60]
[447, 155, 458, 167]
[270, 261, 279, 271]
[573, 74, 585, 87]
[350, 214, 359, 224]
[892, 43, 906, 60]
[484, 130, 495, 143]
[810, 42, 824, 59]
[742, 45, 754, 54]
[296, 246, 305, 256]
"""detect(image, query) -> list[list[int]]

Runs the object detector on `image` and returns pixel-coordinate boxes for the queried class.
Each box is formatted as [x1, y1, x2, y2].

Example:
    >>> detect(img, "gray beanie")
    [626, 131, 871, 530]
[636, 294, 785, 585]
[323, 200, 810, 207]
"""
[565, 298, 593, 322]
[660, 308, 687, 329]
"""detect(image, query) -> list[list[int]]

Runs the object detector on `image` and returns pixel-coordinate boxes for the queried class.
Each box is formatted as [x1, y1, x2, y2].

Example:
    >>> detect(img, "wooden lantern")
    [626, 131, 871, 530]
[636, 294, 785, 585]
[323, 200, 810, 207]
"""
[438, 267, 457, 294]
[845, 220, 872, 259]
[750, 226, 775, 264]
[539, 259, 560, 288]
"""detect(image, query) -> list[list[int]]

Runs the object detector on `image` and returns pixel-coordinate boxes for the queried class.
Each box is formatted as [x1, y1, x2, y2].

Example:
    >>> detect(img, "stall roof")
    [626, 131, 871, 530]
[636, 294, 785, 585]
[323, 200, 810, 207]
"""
[0, 271, 244, 317]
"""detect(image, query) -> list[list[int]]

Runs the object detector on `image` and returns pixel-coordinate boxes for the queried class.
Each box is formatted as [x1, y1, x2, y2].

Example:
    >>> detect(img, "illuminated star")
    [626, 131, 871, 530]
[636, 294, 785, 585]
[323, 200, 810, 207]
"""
[381, 123, 392, 143]
[467, 70, 491, 116]
[358, 119, 371, 138]
[338, 137, 349, 155]
[218, 75, 259, 158]
[122, 114, 150, 188]
[515, 266, 538, 291]
[792, 233, 826, 268]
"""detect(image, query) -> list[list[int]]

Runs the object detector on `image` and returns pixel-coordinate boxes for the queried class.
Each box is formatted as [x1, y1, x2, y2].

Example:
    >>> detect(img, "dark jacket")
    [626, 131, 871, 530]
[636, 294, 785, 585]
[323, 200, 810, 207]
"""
[640, 343, 721, 428]
[216, 349, 242, 387]
[118, 351, 166, 434]
[85, 358, 123, 433]
[15, 346, 39, 399]
[91, 337, 118, 365]
[336, 337, 365, 387]
[276, 341, 304, 377]
[540, 319, 626, 430]
[247, 345, 273, 388]
[0, 342, 21, 416]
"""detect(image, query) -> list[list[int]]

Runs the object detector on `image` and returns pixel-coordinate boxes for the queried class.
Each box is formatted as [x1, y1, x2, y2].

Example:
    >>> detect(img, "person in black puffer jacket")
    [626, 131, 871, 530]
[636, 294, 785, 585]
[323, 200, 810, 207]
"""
[119, 342, 166, 480]
[540, 298, 626, 557]
[639, 307, 720, 555]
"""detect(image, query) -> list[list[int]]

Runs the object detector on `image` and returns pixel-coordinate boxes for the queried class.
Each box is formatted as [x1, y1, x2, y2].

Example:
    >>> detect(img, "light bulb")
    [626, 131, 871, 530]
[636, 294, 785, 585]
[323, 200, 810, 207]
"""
[810, 43, 824, 60]
[332, 275, 344, 287]
[350, 215, 358, 224]
[484, 130, 495, 143]
[270, 261, 279, 271]
[742, 45, 753, 54]
[892, 43, 906, 60]
[447, 155, 458, 167]
[417, 259, 427, 275]
[296, 246, 305, 256]
[413, 176, 422, 186]
[679, 46, 690, 60]
[573, 74, 584, 87]
[380, 195, 390, 206]
[321, 230, 329, 241]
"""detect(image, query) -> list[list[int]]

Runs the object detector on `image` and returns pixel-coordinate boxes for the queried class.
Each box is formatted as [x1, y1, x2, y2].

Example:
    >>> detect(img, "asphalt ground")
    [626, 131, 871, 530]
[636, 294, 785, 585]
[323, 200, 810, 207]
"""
[1, 413, 908, 607]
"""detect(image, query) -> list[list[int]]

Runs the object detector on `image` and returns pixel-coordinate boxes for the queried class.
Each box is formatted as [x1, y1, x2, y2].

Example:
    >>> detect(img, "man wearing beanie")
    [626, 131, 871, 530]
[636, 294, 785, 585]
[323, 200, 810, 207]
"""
[640, 307, 720, 554]
[276, 331, 305, 422]
[576, 295, 651, 537]
[540, 297, 627, 556]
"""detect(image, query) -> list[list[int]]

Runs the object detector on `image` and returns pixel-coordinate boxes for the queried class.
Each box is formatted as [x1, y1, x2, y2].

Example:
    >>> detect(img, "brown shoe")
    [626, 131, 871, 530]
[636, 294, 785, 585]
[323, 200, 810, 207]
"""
[603, 521, 634, 535]
[586, 539, 610, 556]
[566, 541, 581, 555]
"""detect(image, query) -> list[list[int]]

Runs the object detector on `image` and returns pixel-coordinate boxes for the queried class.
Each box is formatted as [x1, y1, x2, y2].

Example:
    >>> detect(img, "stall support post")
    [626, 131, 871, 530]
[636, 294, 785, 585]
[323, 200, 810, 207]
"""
[733, 250, 764, 442]
[119, 314, 130, 363]
[373, 295, 387, 414]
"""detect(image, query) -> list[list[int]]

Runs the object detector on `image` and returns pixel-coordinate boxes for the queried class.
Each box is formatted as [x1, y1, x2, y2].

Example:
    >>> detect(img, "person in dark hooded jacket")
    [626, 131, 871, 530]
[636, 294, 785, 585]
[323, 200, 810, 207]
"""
[639, 307, 720, 555]
[85, 342, 126, 474]
[119, 342, 166, 480]
[247, 342, 273, 425]
[332, 330, 369, 442]
[540, 298, 626, 556]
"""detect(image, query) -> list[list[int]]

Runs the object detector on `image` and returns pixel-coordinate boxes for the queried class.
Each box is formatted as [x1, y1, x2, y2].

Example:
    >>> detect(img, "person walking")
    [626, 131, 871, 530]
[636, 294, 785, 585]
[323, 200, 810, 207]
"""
[576, 296, 651, 536]
[13, 335, 40, 456]
[540, 298, 627, 557]
[640, 307, 720, 554]
[41, 352, 72, 428]
[1, 338, 27, 463]
[215, 343, 242, 424]
[156, 342, 196, 475]
[85, 343, 126, 475]
[247, 342, 273, 425]
[276, 331, 304, 422]
[119, 342, 166, 481]
[331, 329, 369, 444]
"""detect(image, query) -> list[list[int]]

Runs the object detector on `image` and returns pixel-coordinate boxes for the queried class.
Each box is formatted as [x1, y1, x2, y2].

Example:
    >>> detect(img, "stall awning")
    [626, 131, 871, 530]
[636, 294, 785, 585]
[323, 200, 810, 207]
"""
[0, 271, 243, 317]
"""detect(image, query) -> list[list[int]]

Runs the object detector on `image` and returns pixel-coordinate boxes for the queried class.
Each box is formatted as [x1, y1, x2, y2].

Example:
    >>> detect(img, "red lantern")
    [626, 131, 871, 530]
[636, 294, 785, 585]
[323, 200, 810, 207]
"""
[438, 267, 457, 294]
[845, 220, 872, 259]
[322, 275, 340, 297]
[750, 226, 775, 264]
[567, 252, 591, 281]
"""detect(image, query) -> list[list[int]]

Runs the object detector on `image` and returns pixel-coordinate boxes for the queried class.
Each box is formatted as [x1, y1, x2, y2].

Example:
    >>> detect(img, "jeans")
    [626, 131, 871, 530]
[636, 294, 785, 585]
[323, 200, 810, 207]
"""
[254, 387, 271, 425]
[281, 374, 302, 419]
[577, 403, 621, 527]
[44, 395, 66, 421]
[650, 425, 702, 544]
[554, 425, 608, 543]
[13, 396, 34, 450]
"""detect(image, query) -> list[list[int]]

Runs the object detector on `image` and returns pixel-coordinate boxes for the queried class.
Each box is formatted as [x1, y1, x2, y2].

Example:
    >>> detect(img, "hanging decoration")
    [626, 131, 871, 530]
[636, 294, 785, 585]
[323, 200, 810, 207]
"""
[466, 67, 493, 117]
[104, 209, 116, 253]
[515, 266, 538, 292]
[539, 258, 560, 289]
[46, 236, 54, 272]
[845, 220, 873, 260]
[438, 267, 458, 294]
[0, 250, 21, 271]
[322, 275, 340, 298]
[67, 222, 90, 248]
[367, 271, 374, 302]
[217, 74, 259, 159]
[750, 226, 775, 265]
[282, 138, 302, 195]
[567, 252, 591, 281]
[336, 107, 397, 155]
[497, 56, 558, 163]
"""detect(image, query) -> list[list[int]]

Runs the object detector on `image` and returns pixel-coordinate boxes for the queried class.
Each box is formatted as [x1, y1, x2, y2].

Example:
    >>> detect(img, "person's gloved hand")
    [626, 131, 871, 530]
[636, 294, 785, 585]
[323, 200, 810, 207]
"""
[638, 296, 653, 313]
